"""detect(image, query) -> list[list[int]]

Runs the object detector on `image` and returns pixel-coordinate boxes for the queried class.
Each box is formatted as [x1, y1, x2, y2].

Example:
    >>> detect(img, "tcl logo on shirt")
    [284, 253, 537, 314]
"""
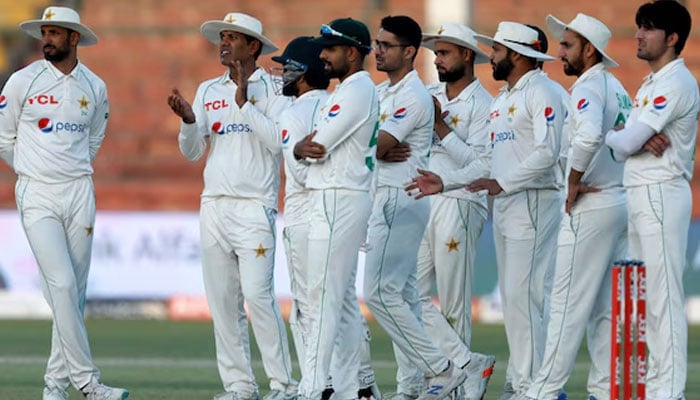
[204, 99, 230, 111]
[27, 94, 59, 105]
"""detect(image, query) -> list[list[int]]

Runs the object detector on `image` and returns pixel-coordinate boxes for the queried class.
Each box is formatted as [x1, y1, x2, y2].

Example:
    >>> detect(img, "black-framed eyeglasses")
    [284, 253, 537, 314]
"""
[320, 24, 372, 50]
[374, 40, 409, 52]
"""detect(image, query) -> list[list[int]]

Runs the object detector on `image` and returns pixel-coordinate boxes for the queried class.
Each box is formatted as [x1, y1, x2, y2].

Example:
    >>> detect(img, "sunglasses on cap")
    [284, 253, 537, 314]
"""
[320, 24, 372, 51]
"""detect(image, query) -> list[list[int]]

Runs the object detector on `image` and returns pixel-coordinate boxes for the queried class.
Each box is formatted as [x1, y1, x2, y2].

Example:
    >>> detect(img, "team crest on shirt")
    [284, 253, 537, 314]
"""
[652, 96, 668, 110]
[577, 98, 589, 112]
[0, 95, 6, 110]
[38, 118, 53, 133]
[328, 104, 341, 117]
[281, 129, 290, 144]
[393, 107, 407, 119]
[545, 107, 555, 123]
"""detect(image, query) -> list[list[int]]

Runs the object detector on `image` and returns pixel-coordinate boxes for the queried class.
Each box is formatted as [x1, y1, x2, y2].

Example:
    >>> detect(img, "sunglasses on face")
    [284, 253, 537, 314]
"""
[320, 24, 372, 51]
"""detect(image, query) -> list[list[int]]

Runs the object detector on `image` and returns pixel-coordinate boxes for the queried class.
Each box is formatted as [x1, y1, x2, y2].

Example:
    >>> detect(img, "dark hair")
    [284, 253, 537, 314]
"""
[243, 33, 263, 59]
[305, 69, 330, 90]
[636, 0, 691, 55]
[380, 15, 422, 51]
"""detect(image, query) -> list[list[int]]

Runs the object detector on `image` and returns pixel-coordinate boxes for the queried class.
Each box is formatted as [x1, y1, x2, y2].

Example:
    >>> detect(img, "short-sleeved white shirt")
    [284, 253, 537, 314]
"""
[279, 89, 328, 226]
[623, 59, 699, 186]
[178, 68, 290, 210]
[488, 70, 565, 194]
[428, 79, 492, 204]
[567, 63, 630, 211]
[376, 70, 432, 188]
[305, 71, 379, 191]
[0, 60, 109, 183]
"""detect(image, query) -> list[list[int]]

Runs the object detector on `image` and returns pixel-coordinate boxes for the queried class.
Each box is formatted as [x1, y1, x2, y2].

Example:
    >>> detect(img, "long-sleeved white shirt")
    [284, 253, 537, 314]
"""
[178, 68, 290, 209]
[305, 70, 379, 191]
[487, 70, 565, 194]
[605, 59, 699, 186]
[279, 89, 328, 226]
[376, 70, 432, 188]
[566, 63, 629, 211]
[0, 59, 109, 182]
[427, 79, 492, 206]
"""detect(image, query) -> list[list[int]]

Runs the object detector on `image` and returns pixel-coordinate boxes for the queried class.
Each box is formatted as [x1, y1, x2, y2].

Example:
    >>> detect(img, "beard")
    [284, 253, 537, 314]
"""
[438, 66, 465, 83]
[282, 82, 300, 97]
[492, 57, 514, 81]
[43, 44, 70, 62]
[562, 57, 584, 76]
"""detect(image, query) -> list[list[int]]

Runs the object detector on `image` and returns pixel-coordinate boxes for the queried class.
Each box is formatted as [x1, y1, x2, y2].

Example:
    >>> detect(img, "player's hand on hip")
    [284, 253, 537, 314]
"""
[167, 88, 196, 124]
[381, 142, 411, 162]
[294, 131, 326, 160]
[466, 178, 502, 196]
[405, 169, 443, 199]
[566, 183, 601, 214]
[643, 133, 670, 157]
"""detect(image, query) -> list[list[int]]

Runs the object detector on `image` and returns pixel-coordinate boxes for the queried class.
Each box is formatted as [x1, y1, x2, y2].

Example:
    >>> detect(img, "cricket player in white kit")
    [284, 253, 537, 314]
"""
[418, 23, 497, 400]
[273, 35, 330, 384]
[605, 2, 698, 398]
[363, 16, 467, 400]
[469, 23, 564, 397]
[521, 14, 631, 400]
[0, 7, 127, 400]
[293, 18, 378, 400]
[167, 12, 296, 400]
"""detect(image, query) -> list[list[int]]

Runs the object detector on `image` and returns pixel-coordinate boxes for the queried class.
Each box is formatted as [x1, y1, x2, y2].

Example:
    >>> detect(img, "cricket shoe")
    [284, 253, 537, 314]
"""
[82, 378, 129, 400]
[462, 353, 496, 400]
[358, 382, 382, 400]
[43, 386, 68, 400]
[497, 382, 515, 400]
[213, 391, 260, 400]
[264, 389, 298, 400]
[418, 362, 468, 400]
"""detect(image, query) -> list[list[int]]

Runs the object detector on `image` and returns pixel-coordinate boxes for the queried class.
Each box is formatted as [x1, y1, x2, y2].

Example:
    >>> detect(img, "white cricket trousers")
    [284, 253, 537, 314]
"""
[299, 189, 371, 400]
[493, 189, 562, 392]
[527, 202, 627, 400]
[627, 179, 689, 400]
[200, 198, 295, 397]
[16, 175, 99, 391]
[364, 187, 449, 394]
[418, 195, 487, 368]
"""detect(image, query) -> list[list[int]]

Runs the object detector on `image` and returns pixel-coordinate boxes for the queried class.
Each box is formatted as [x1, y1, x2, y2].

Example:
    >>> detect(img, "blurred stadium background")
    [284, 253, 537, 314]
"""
[0, 0, 699, 398]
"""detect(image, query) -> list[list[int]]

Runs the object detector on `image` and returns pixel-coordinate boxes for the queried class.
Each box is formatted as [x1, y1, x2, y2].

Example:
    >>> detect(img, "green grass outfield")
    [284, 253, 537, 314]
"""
[0, 320, 698, 399]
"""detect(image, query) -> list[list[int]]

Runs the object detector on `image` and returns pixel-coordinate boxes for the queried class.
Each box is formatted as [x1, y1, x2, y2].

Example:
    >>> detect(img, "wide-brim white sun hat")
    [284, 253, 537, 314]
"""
[20, 6, 98, 46]
[200, 12, 278, 55]
[475, 21, 555, 62]
[546, 13, 618, 68]
[422, 23, 490, 64]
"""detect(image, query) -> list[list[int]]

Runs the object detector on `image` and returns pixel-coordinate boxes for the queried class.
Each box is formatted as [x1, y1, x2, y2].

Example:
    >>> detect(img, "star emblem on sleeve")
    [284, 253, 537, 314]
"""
[642, 96, 649, 107]
[449, 114, 462, 127]
[380, 112, 388, 123]
[508, 104, 517, 116]
[446, 237, 460, 253]
[85, 226, 93, 236]
[255, 243, 268, 258]
[249, 95, 258, 106]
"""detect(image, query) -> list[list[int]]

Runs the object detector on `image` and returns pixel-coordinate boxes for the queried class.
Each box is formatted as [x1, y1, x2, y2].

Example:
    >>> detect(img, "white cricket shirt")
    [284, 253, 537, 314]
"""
[179, 68, 290, 210]
[567, 63, 629, 211]
[488, 70, 565, 194]
[621, 59, 699, 186]
[376, 70, 432, 188]
[0, 59, 109, 183]
[279, 89, 328, 226]
[305, 70, 379, 191]
[428, 79, 492, 205]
